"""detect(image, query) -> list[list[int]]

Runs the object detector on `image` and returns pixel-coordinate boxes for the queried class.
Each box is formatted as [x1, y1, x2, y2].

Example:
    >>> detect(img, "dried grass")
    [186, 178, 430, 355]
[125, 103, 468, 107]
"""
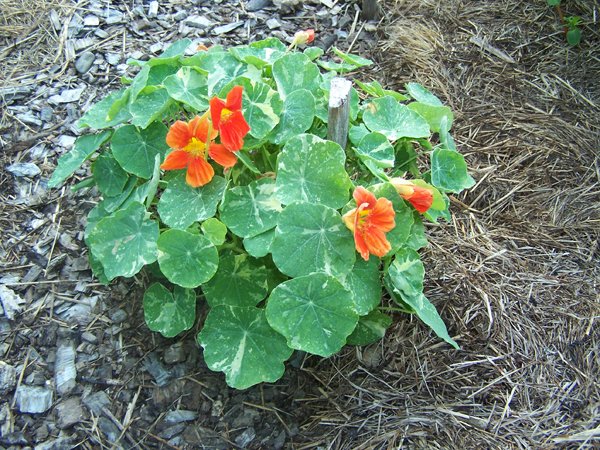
[303, 0, 600, 448]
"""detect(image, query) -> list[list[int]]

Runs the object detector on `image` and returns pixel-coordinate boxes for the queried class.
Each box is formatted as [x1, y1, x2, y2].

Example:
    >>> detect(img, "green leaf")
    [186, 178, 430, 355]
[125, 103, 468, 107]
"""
[91, 154, 129, 196]
[567, 28, 581, 46]
[268, 89, 315, 145]
[198, 306, 293, 389]
[88, 252, 110, 285]
[348, 124, 370, 146]
[111, 122, 169, 179]
[547, 0, 561, 6]
[407, 102, 453, 133]
[355, 132, 395, 180]
[201, 218, 227, 246]
[369, 183, 415, 253]
[341, 257, 381, 316]
[271, 202, 356, 278]
[332, 47, 373, 69]
[227, 78, 283, 140]
[157, 229, 219, 288]
[94, 177, 136, 215]
[220, 178, 281, 238]
[385, 249, 459, 349]
[143, 283, 196, 338]
[406, 213, 428, 251]
[243, 228, 275, 258]
[129, 88, 173, 129]
[394, 139, 419, 176]
[163, 67, 209, 111]
[439, 116, 457, 151]
[78, 90, 132, 129]
[87, 202, 158, 280]
[273, 53, 321, 99]
[266, 273, 358, 357]
[147, 64, 180, 84]
[202, 254, 268, 307]
[230, 37, 287, 68]
[346, 310, 392, 345]
[304, 47, 324, 60]
[198, 51, 260, 96]
[355, 80, 409, 102]
[275, 134, 351, 209]
[157, 38, 191, 59]
[157, 174, 226, 229]
[363, 96, 430, 140]
[388, 248, 424, 298]
[48, 131, 111, 187]
[430, 148, 475, 193]
[405, 82, 443, 106]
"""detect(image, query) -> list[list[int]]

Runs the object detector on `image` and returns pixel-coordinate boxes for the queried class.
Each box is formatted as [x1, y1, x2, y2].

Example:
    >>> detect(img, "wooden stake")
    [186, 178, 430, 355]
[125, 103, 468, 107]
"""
[362, 0, 380, 20]
[327, 77, 352, 149]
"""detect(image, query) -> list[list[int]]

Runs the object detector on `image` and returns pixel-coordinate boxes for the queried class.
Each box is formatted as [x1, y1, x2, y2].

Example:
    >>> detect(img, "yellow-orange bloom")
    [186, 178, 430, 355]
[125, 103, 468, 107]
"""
[161, 116, 237, 188]
[343, 187, 396, 261]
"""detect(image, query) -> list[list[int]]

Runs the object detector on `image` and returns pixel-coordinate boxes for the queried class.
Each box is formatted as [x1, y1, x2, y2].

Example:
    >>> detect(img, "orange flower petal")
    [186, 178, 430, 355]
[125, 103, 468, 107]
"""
[342, 208, 357, 232]
[354, 229, 370, 261]
[160, 150, 191, 170]
[225, 85, 244, 111]
[189, 115, 217, 143]
[353, 186, 376, 208]
[186, 157, 214, 187]
[363, 228, 392, 258]
[220, 111, 250, 151]
[407, 186, 433, 213]
[210, 97, 226, 130]
[209, 144, 237, 168]
[369, 198, 396, 232]
[166, 121, 192, 149]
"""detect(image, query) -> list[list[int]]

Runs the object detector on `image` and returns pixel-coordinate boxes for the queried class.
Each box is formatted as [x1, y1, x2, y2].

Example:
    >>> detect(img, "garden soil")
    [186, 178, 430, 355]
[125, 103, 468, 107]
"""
[0, 0, 598, 449]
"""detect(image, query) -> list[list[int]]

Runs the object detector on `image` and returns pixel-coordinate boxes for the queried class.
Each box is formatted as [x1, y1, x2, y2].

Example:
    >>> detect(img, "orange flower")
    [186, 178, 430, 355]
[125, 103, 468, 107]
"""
[389, 178, 433, 213]
[343, 187, 396, 261]
[161, 116, 237, 188]
[209, 86, 250, 152]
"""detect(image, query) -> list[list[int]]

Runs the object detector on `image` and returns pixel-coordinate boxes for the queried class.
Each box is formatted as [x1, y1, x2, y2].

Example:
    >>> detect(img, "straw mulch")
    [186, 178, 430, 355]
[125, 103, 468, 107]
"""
[300, 1, 599, 448]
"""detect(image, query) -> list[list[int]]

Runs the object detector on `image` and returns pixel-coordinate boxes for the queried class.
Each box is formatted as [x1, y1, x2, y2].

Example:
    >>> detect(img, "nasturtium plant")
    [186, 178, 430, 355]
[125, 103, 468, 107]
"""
[50, 32, 473, 389]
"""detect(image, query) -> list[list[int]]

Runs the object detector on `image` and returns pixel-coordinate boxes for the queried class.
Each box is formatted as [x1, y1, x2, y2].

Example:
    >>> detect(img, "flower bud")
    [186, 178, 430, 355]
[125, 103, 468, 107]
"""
[292, 29, 315, 46]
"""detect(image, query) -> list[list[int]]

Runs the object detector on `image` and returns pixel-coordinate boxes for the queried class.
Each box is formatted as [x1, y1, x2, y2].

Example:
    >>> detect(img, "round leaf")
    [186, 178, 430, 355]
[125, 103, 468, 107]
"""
[129, 88, 173, 129]
[92, 154, 129, 196]
[144, 283, 196, 338]
[111, 122, 169, 179]
[87, 202, 158, 280]
[407, 102, 453, 133]
[363, 96, 430, 140]
[198, 306, 293, 389]
[268, 89, 316, 145]
[275, 134, 351, 209]
[220, 178, 281, 238]
[346, 310, 393, 346]
[355, 132, 395, 179]
[243, 228, 275, 258]
[388, 248, 424, 298]
[271, 202, 356, 278]
[341, 257, 381, 316]
[272, 53, 321, 99]
[430, 148, 476, 193]
[157, 229, 218, 288]
[202, 254, 268, 307]
[157, 174, 226, 229]
[405, 82, 443, 106]
[266, 273, 358, 357]
[201, 218, 227, 246]
[78, 90, 132, 130]
[224, 78, 282, 139]
[164, 67, 209, 111]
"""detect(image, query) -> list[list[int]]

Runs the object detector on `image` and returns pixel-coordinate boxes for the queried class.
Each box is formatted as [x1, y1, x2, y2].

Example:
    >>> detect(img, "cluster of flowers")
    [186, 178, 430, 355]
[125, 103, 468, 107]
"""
[160, 85, 250, 187]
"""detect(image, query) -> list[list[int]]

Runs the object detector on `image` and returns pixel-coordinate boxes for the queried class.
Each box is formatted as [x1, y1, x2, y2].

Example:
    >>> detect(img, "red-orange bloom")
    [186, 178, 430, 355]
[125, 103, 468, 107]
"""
[209, 86, 250, 152]
[390, 178, 433, 213]
[342, 187, 396, 261]
[161, 116, 237, 188]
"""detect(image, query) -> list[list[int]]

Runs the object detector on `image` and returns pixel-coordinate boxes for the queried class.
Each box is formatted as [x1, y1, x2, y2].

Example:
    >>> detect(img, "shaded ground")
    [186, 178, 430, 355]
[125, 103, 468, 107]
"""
[1, 0, 598, 449]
